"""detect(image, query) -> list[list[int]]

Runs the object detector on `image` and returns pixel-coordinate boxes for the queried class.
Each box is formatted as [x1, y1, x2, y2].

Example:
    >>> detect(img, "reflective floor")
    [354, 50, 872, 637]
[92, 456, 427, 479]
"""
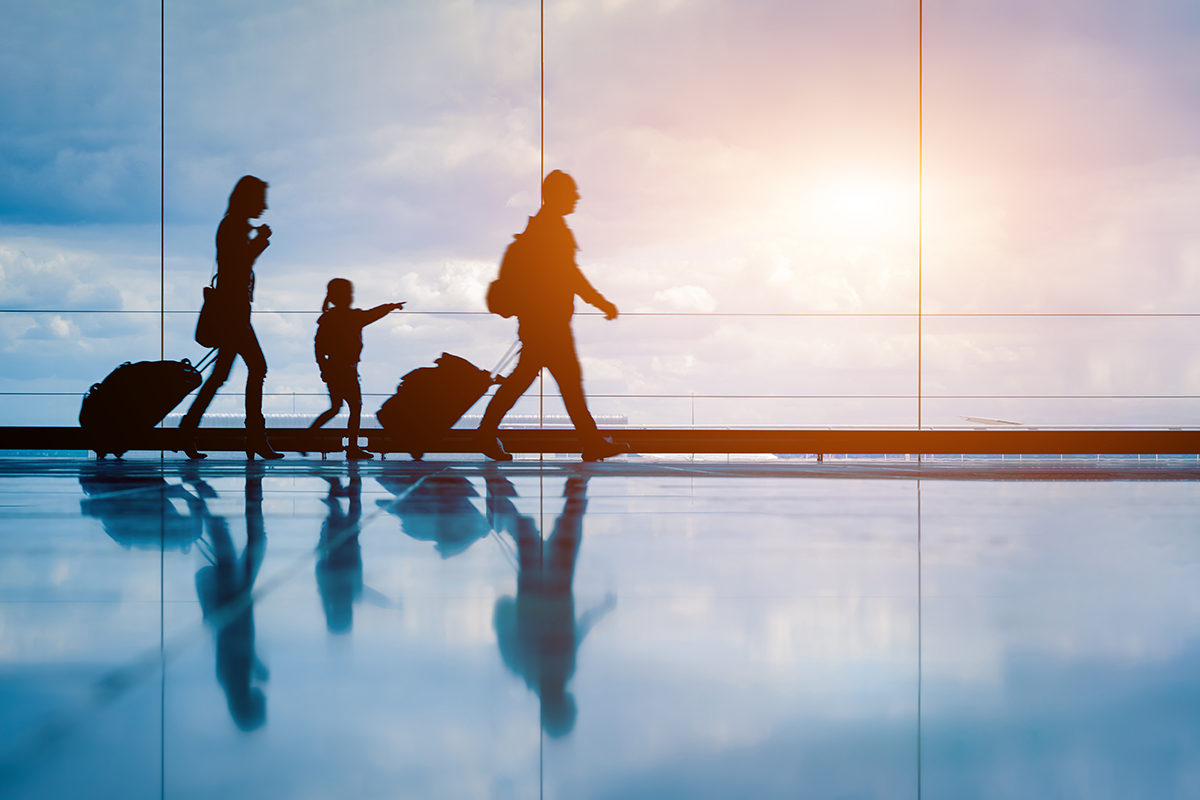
[2, 456, 1199, 799]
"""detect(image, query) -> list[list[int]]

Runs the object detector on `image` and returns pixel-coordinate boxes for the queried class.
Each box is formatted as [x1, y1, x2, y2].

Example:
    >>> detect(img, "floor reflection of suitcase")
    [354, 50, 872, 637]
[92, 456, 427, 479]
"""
[376, 351, 510, 460]
[80, 352, 214, 458]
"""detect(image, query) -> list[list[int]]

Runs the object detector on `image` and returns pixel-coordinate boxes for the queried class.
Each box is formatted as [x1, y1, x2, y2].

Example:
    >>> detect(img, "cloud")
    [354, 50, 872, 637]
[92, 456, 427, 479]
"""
[652, 285, 715, 313]
[0, 1, 162, 224]
[0, 239, 123, 310]
[19, 314, 73, 340]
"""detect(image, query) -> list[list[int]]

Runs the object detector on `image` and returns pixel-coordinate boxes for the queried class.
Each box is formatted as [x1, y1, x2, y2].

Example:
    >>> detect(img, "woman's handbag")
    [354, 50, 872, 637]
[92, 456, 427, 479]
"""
[195, 277, 227, 348]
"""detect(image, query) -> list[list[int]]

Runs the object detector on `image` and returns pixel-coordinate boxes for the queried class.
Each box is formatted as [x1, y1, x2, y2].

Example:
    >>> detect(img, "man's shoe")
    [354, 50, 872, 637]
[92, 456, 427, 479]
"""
[346, 446, 374, 460]
[480, 435, 513, 462]
[582, 437, 629, 462]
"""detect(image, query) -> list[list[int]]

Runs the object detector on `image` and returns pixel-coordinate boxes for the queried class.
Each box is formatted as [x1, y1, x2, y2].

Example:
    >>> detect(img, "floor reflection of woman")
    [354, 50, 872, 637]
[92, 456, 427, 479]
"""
[181, 175, 283, 460]
[196, 466, 269, 731]
[490, 475, 615, 738]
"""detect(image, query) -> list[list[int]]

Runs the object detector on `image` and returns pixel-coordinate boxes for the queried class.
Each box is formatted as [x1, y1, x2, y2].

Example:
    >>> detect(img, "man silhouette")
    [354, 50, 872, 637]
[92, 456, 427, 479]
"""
[479, 170, 629, 462]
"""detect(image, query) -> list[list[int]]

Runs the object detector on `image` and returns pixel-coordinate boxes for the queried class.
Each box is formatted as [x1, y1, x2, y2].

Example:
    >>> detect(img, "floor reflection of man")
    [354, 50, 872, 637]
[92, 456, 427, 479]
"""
[490, 474, 616, 737]
[196, 465, 268, 731]
[316, 471, 363, 634]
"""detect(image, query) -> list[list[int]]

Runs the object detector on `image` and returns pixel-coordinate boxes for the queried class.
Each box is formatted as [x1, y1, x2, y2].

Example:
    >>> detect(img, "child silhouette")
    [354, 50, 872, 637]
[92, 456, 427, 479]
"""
[309, 278, 404, 459]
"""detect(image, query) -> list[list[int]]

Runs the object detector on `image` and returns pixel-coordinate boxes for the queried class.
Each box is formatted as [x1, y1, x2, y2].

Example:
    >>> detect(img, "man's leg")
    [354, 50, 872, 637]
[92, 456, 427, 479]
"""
[542, 338, 598, 440]
[544, 331, 628, 462]
[479, 350, 541, 431]
[477, 347, 542, 461]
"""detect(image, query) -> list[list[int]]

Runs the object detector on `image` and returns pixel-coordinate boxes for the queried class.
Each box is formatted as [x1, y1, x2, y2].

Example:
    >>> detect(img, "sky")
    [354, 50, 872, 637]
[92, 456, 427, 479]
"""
[2, 0, 1200, 428]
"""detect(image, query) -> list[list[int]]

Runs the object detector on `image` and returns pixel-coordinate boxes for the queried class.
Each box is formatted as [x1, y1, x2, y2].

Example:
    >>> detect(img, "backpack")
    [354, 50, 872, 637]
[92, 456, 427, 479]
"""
[486, 233, 529, 319]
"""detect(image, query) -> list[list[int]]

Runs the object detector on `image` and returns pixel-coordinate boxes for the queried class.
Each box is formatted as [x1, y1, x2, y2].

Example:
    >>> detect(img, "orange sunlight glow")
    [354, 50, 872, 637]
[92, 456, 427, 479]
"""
[819, 177, 905, 237]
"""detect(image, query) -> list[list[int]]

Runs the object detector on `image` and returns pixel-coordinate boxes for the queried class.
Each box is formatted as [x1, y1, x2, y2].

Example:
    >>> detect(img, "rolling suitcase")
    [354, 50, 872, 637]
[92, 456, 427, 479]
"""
[376, 345, 518, 460]
[80, 351, 214, 458]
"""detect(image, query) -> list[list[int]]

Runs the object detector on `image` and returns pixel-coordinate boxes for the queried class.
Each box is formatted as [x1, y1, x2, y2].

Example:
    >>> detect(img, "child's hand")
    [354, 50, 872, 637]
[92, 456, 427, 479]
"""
[390, 302, 405, 312]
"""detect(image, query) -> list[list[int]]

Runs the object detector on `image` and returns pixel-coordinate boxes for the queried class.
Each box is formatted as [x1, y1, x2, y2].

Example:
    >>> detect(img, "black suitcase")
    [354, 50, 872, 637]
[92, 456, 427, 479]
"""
[80, 357, 207, 457]
[376, 352, 498, 460]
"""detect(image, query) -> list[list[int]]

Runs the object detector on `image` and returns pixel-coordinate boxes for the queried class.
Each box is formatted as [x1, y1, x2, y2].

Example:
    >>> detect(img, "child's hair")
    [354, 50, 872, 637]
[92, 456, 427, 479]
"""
[322, 278, 352, 313]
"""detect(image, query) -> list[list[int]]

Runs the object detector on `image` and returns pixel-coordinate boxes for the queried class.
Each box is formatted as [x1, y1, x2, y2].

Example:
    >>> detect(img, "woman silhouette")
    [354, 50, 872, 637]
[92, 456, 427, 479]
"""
[182, 176, 283, 460]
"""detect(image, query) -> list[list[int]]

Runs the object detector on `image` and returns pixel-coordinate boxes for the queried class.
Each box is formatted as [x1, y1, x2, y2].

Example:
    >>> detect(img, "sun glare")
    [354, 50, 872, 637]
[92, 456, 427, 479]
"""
[778, 175, 912, 243]
[823, 178, 897, 234]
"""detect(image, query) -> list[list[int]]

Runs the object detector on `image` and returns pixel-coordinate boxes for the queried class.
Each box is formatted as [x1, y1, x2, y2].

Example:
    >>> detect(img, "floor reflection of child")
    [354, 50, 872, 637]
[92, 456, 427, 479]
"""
[316, 474, 363, 633]
[309, 278, 404, 460]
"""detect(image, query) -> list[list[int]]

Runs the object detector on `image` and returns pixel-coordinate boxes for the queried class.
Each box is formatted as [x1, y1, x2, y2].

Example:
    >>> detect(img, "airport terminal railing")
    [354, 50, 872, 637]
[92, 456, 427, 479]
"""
[3, 308, 1200, 456]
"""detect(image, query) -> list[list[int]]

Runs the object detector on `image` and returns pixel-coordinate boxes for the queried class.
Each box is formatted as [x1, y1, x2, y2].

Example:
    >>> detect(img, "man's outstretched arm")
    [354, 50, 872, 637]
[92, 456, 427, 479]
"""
[573, 269, 618, 320]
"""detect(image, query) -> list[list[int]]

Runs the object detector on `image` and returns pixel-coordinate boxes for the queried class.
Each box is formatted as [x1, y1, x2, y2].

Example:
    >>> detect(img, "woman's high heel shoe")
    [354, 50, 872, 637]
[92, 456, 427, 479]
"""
[246, 429, 284, 460]
[180, 420, 207, 460]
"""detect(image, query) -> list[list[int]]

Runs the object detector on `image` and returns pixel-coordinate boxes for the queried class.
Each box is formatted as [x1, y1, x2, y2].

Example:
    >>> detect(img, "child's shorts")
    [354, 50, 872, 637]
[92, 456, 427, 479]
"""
[323, 364, 362, 408]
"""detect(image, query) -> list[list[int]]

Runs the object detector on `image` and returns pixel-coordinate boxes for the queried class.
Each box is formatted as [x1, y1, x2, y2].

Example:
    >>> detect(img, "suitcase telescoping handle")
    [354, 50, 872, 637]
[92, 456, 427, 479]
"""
[194, 348, 219, 373]
[489, 339, 521, 381]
